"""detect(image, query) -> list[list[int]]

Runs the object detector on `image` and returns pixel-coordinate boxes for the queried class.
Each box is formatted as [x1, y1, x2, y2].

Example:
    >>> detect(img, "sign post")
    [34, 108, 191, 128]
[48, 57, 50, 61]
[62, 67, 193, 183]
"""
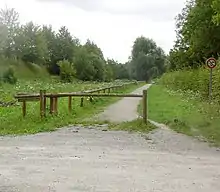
[206, 57, 217, 103]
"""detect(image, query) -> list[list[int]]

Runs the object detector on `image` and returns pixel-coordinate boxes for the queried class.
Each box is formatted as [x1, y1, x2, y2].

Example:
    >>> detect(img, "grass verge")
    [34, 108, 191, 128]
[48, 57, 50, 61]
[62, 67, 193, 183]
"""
[139, 84, 220, 146]
[108, 118, 156, 133]
[0, 81, 145, 135]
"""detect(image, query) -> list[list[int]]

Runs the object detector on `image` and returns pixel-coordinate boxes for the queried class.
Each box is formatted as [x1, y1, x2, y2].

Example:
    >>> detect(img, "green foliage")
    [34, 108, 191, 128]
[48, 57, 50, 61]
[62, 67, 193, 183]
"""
[128, 36, 166, 81]
[107, 59, 130, 80]
[159, 65, 220, 103]
[0, 7, 131, 82]
[169, 0, 220, 70]
[58, 60, 76, 82]
[0, 7, 19, 57]
[0, 7, 166, 84]
[163, 0, 220, 106]
[2, 66, 17, 84]
[212, 0, 220, 25]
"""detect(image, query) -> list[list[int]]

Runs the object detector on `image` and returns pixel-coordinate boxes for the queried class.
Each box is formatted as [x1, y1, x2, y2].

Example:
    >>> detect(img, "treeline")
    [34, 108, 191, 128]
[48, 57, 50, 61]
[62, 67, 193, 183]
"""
[0, 7, 166, 83]
[169, 0, 220, 70]
[161, 0, 220, 103]
[128, 37, 167, 81]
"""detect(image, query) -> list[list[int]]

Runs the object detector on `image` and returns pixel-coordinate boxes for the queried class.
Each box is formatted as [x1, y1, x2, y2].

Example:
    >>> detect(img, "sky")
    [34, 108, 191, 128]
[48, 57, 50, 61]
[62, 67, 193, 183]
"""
[0, 0, 186, 63]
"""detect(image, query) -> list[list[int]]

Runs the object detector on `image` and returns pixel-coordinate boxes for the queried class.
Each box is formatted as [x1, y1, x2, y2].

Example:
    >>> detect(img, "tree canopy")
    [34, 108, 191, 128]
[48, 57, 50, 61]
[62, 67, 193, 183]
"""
[128, 36, 166, 81]
[0, 7, 166, 82]
[169, 0, 220, 70]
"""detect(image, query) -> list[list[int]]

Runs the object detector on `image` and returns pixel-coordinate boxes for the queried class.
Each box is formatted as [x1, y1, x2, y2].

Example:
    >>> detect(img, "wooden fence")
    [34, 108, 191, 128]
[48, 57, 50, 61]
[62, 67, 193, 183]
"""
[14, 82, 148, 123]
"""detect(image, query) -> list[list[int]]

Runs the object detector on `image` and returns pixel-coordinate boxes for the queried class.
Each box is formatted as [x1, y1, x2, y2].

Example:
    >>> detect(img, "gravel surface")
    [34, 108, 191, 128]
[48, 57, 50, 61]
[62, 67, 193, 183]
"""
[96, 84, 151, 122]
[0, 85, 219, 192]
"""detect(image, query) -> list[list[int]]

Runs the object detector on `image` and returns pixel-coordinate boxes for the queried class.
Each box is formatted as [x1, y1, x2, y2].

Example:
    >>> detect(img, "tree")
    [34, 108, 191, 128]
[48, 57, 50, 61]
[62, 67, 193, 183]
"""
[74, 46, 96, 81]
[212, 0, 220, 25]
[104, 63, 114, 82]
[83, 40, 106, 81]
[14, 22, 49, 64]
[0, 7, 140, 82]
[0, 7, 19, 57]
[58, 60, 76, 82]
[0, 23, 7, 54]
[129, 36, 166, 81]
[107, 59, 129, 80]
[169, 0, 220, 70]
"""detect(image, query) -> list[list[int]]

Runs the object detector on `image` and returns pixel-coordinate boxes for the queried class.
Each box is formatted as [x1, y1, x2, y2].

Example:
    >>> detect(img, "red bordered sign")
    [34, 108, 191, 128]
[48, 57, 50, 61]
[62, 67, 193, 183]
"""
[206, 57, 217, 69]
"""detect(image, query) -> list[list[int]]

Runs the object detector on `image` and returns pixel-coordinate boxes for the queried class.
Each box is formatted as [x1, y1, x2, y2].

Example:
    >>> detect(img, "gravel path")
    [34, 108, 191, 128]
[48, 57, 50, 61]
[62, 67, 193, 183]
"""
[0, 85, 219, 192]
[96, 84, 151, 122]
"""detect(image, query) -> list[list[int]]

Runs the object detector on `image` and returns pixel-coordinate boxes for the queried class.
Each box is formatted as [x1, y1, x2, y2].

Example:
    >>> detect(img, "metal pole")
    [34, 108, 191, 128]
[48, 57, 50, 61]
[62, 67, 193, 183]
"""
[209, 68, 213, 103]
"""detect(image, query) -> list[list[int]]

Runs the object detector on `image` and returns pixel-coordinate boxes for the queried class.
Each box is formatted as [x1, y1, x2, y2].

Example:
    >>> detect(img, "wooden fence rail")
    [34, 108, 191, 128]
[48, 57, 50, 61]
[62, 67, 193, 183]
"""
[14, 81, 148, 123]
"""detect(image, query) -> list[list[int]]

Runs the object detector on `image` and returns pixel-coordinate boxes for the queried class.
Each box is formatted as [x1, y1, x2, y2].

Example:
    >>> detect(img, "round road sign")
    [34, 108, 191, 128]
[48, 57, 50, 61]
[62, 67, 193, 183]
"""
[206, 57, 217, 69]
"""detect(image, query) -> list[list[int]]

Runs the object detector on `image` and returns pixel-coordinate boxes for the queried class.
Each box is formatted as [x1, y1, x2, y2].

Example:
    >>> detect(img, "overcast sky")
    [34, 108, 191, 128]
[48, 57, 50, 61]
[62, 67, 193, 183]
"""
[0, 0, 185, 63]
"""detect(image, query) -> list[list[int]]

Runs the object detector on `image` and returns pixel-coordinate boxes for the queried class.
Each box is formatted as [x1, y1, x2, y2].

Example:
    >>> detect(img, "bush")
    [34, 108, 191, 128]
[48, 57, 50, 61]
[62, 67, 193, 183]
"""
[57, 60, 76, 82]
[159, 65, 220, 102]
[2, 67, 17, 84]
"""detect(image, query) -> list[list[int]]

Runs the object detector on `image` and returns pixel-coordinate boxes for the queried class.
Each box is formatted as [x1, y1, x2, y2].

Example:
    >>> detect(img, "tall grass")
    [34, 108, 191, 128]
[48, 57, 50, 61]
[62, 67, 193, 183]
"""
[160, 65, 220, 103]
[0, 56, 50, 80]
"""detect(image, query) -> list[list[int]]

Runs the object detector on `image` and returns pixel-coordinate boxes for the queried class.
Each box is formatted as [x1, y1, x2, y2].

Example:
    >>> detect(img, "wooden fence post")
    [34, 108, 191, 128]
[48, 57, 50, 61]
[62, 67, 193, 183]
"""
[142, 90, 148, 124]
[50, 97, 54, 114]
[68, 96, 72, 113]
[43, 90, 46, 117]
[40, 90, 46, 118]
[54, 97, 58, 115]
[22, 101, 26, 117]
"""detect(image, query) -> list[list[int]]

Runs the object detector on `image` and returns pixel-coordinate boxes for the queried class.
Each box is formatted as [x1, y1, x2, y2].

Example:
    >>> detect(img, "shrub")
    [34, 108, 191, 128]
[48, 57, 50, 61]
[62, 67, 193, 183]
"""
[57, 60, 76, 82]
[2, 67, 17, 84]
[159, 65, 220, 102]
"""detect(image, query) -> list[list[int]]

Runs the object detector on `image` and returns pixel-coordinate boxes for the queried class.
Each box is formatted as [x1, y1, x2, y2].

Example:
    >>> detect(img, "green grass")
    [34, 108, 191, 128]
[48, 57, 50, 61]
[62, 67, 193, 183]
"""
[108, 118, 156, 133]
[0, 80, 145, 135]
[139, 84, 220, 146]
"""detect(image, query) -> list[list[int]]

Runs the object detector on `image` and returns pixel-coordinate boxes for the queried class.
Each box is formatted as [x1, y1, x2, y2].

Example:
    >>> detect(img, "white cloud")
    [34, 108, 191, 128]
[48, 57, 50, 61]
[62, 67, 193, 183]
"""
[0, 0, 185, 63]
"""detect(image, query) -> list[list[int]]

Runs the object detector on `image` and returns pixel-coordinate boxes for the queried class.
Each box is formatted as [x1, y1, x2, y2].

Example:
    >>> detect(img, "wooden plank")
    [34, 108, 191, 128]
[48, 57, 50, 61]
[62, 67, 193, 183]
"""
[15, 94, 39, 99]
[15, 82, 141, 100]
[18, 97, 39, 102]
[45, 93, 142, 98]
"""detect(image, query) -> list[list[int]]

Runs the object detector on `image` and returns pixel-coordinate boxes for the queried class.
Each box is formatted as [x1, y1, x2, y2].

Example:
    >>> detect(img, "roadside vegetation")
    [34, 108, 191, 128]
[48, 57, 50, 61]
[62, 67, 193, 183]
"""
[0, 82, 145, 135]
[109, 118, 156, 133]
[137, 0, 220, 146]
[0, 7, 166, 87]
[165, 0, 220, 104]
[0, 7, 167, 135]
[144, 85, 220, 146]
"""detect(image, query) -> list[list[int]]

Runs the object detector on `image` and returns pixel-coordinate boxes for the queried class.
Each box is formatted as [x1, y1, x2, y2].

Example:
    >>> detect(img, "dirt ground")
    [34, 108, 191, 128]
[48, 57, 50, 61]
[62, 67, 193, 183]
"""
[0, 85, 220, 192]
